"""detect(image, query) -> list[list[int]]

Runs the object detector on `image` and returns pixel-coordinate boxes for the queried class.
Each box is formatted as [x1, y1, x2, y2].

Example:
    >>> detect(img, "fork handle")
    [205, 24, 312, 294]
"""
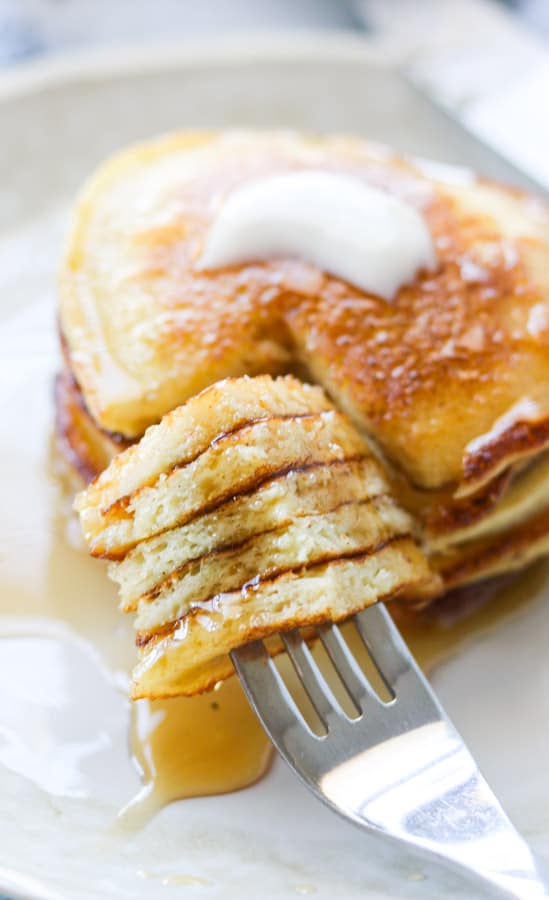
[346, 758, 549, 899]
[445, 850, 549, 899]
[353, 777, 549, 900]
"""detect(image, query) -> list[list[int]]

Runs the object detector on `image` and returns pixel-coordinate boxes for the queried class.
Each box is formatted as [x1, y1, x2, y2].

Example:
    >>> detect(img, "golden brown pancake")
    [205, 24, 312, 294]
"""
[112, 456, 388, 609]
[132, 542, 432, 699]
[55, 368, 131, 483]
[60, 129, 549, 592]
[75, 375, 437, 698]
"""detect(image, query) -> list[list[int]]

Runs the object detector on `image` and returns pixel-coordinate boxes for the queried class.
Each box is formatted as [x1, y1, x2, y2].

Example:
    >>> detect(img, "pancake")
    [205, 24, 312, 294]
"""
[61, 129, 549, 593]
[75, 375, 437, 698]
[132, 542, 431, 699]
[55, 368, 131, 483]
[133, 498, 413, 631]
[111, 457, 387, 607]
[77, 410, 370, 559]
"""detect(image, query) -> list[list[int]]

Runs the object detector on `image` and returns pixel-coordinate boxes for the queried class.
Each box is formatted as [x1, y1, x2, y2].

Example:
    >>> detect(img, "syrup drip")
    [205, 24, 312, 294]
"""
[119, 681, 272, 829]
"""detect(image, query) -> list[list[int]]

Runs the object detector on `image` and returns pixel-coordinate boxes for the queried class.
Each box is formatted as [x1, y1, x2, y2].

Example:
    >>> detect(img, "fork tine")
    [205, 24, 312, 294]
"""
[281, 630, 343, 726]
[318, 622, 380, 713]
[354, 603, 414, 692]
[231, 640, 314, 736]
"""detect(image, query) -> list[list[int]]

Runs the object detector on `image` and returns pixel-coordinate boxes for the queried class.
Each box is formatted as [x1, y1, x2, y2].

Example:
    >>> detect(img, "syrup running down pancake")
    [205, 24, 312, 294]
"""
[75, 375, 437, 698]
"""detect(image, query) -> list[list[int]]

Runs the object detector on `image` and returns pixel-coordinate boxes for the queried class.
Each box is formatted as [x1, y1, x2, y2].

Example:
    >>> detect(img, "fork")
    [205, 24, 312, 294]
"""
[231, 603, 548, 898]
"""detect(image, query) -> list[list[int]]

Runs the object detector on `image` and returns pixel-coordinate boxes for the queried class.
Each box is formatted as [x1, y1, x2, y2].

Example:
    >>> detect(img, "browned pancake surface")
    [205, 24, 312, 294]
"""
[60, 131, 549, 494]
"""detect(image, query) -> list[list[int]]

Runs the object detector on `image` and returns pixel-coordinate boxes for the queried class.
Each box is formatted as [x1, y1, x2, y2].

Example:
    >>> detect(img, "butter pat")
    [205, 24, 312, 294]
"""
[198, 171, 436, 300]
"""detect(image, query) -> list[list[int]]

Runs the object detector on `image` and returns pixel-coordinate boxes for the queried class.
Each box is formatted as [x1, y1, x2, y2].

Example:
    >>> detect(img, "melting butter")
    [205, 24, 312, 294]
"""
[198, 171, 436, 300]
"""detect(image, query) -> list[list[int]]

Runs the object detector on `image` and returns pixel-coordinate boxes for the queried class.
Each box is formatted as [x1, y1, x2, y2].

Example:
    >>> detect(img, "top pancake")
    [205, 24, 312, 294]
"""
[60, 130, 549, 491]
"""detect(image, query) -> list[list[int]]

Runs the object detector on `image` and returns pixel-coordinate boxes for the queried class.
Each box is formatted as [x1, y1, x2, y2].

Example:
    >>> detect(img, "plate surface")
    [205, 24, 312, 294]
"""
[1, 36, 549, 900]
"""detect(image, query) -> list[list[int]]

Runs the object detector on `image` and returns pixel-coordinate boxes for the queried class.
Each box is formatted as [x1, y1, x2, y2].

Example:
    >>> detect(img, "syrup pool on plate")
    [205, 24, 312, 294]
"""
[118, 683, 273, 829]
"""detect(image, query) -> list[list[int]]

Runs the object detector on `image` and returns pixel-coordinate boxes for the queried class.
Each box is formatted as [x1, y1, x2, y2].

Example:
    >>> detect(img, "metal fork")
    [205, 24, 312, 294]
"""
[231, 604, 548, 898]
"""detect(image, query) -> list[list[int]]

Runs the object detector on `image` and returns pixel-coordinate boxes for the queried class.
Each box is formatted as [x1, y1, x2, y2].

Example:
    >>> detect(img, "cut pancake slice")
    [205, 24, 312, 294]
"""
[78, 408, 369, 558]
[111, 457, 386, 608]
[76, 374, 438, 698]
[133, 497, 413, 631]
[133, 540, 431, 699]
[77, 374, 332, 515]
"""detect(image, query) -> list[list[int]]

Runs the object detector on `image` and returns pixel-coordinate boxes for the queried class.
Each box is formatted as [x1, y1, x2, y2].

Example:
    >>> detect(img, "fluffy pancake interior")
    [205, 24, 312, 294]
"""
[78, 374, 332, 511]
[79, 409, 368, 557]
[133, 540, 432, 699]
[111, 456, 386, 607]
[75, 374, 437, 697]
[133, 496, 412, 631]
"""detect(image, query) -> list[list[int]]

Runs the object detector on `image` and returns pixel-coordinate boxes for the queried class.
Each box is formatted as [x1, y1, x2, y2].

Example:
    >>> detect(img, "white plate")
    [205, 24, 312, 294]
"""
[1, 35, 549, 900]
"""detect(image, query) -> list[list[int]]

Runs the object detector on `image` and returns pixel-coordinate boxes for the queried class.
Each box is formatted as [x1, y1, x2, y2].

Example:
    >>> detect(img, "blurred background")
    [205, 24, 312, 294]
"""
[1, 0, 549, 187]
[1, 0, 548, 66]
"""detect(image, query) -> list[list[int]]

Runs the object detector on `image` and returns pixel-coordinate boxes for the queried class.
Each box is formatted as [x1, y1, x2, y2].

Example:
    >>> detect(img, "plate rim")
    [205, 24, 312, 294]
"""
[0, 31, 395, 102]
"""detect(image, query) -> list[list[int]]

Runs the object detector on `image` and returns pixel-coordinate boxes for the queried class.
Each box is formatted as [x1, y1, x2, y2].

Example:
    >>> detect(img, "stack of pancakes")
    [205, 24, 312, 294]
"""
[75, 376, 435, 697]
[59, 130, 549, 605]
